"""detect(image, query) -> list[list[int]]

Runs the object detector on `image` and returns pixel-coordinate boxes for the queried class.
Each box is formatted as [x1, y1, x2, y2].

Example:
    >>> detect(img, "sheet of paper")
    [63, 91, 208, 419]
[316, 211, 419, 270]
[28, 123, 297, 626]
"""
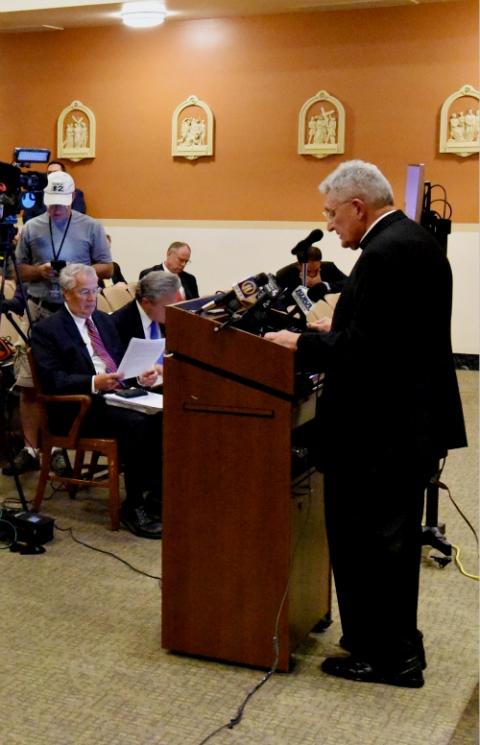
[105, 391, 164, 413]
[117, 337, 165, 379]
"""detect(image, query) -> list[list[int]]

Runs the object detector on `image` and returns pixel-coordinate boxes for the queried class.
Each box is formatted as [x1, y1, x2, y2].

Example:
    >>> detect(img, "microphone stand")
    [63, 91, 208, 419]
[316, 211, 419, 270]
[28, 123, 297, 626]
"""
[420, 183, 453, 567]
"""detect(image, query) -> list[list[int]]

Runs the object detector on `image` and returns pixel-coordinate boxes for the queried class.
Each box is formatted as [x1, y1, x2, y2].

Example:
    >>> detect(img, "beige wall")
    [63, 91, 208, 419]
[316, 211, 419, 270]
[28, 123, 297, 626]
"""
[1, 1, 478, 222]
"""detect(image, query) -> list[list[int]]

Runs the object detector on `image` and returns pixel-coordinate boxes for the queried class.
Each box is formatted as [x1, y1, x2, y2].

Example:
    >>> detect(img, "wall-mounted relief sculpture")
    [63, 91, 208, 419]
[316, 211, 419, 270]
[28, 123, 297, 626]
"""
[57, 100, 96, 162]
[172, 95, 214, 160]
[298, 90, 345, 159]
[439, 84, 480, 158]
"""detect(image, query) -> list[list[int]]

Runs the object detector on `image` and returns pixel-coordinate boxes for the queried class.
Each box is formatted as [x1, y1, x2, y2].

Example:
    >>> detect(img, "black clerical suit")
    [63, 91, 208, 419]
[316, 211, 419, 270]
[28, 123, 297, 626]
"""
[295, 211, 466, 671]
[276, 260, 347, 306]
[30, 306, 163, 507]
[138, 263, 199, 299]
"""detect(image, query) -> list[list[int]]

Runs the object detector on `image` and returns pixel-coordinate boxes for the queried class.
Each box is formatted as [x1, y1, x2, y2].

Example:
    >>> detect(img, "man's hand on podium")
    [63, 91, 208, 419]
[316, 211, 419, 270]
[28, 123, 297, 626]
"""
[264, 329, 300, 350]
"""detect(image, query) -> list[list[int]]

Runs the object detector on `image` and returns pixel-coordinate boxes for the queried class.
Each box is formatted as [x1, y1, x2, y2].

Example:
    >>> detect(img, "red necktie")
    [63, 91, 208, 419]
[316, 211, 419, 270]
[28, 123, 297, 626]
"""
[85, 318, 118, 374]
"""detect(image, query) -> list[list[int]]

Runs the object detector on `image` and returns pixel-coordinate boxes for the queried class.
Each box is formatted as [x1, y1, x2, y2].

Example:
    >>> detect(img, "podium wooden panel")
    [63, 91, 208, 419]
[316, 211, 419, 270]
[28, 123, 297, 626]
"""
[161, 302, 330, 671]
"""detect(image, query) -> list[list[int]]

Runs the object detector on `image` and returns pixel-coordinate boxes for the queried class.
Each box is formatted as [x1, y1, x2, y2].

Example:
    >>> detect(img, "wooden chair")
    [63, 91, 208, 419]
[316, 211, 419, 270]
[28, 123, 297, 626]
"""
[96, 291, 113, 313]
[28, 349, 121, 530]
[101, 283, 134, 311]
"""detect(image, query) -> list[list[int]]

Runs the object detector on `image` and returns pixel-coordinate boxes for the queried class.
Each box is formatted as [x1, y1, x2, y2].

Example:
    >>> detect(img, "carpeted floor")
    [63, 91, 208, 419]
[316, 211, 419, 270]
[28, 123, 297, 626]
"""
[0, 371, 478, 745]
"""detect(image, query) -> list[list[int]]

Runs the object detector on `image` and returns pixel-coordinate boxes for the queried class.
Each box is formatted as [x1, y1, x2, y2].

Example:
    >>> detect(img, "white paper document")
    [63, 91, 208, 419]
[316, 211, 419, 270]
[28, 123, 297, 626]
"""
[117, 337, 165, 379]
[105, 391, 164, 414]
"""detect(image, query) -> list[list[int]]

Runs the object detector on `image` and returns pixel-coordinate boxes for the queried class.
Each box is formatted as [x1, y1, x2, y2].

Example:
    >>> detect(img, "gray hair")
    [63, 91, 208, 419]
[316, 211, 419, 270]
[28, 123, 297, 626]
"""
[135, 270, 181, 302]
[59, 263, 97, 291]
[319, 160, 394, 209]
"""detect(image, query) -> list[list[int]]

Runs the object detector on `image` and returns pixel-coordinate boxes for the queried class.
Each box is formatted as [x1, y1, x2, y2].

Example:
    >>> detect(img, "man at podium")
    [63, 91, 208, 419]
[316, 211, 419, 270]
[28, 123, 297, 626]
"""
[265, 160, 466, 689]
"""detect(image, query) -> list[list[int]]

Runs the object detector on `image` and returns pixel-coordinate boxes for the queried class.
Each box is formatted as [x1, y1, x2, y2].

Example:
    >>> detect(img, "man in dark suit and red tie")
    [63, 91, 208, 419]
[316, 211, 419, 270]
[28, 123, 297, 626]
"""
[30, 264, 164, 539]
[139, 241, 199, 300]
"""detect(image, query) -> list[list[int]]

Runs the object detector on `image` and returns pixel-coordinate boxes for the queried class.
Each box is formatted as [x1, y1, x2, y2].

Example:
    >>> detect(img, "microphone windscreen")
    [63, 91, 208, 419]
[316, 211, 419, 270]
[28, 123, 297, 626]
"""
[291, 229, 324, 256]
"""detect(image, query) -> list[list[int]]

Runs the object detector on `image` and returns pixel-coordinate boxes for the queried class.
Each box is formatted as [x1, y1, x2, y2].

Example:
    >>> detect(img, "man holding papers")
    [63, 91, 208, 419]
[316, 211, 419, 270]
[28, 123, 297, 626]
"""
[30, 264, 164, 539]
[112, 270, 181, 386]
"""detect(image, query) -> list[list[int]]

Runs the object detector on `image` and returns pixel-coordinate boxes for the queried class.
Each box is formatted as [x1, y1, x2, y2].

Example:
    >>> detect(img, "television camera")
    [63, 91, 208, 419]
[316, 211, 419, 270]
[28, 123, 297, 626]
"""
[0, 148, 50, 225]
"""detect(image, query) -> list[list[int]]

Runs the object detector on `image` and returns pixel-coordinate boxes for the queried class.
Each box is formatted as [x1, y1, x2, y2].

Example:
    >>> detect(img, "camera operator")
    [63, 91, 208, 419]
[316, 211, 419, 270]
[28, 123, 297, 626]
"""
[22, 160, 86, 223]
[2, 170, 112, 477]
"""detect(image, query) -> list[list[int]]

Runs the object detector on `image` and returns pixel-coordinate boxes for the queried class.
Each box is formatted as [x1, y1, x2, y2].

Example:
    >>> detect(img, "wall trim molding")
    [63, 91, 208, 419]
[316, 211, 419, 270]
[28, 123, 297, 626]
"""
[101, 218, 480, 232]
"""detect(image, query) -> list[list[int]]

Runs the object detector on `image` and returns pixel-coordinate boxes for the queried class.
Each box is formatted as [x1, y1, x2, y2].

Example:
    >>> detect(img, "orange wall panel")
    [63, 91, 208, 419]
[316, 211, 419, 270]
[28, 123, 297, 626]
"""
[0, 1, 477, 221]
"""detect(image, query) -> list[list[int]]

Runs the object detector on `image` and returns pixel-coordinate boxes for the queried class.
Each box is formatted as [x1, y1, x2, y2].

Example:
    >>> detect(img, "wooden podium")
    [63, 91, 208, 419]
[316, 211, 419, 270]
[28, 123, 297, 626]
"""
[161, 301, 330, 671]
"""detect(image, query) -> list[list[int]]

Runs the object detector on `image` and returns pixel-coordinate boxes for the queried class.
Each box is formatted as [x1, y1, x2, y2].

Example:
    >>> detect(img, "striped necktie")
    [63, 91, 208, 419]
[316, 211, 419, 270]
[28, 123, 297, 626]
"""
[85, 318, 118, 374]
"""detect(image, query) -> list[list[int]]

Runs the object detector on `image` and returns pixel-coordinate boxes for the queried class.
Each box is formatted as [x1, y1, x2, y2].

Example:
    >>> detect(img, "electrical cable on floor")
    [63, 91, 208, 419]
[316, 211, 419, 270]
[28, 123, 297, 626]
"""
[55, 524, 161, 580]
[429, 476, 479, 580]
[197, 472, 314, 745]
[437, 479, 479, 548]
[450, 543, 479, 581]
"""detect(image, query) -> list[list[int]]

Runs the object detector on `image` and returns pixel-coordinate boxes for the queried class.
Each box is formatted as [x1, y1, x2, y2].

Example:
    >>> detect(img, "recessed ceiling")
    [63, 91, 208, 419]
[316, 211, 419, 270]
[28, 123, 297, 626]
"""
[0, 0, 459, 33]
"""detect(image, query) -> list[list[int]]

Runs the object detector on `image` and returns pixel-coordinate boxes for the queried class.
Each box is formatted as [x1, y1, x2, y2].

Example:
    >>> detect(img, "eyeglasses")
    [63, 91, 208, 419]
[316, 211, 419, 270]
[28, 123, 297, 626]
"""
[74, 288, 101, 297]
[323, 199, 352, 220]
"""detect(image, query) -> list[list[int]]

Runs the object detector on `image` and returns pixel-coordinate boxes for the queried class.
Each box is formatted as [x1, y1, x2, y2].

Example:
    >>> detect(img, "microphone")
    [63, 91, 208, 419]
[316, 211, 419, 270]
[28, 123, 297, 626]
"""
[291, 229, 324, 258]
[291, 286, 314, 315]
[200, 272, 269, 312]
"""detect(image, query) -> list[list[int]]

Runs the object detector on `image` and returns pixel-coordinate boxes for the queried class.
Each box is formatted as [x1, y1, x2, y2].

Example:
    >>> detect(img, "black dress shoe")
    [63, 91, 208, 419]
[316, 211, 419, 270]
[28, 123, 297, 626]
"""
[339, 629, 427, 670]
[120, 505, 162, 539]
[2, 448, 40, 476]
[321, 655, 424, 688]
[144, 492, 162, 521]
[51, 450, 73, 477]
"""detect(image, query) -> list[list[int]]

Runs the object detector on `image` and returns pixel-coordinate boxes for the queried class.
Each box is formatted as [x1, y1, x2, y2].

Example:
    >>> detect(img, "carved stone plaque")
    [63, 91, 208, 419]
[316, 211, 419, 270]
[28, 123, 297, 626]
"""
[298, 90, 345, 159]
[172, 95, 214, 160]
[439, 84, 480, 158]
[57, 100, 96, 162]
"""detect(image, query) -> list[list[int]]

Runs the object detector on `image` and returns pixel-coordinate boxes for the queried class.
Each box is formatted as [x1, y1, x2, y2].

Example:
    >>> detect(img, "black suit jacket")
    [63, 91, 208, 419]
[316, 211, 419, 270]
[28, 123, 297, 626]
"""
[31, 304, 163, 498]
[31, 307, 126, 433]
[138, 263, 199, 299]
[31, 306, 124, 395]
[296, 211, 467, 469]
[112, 299, 166, 349]
[276, 260, 347, 306]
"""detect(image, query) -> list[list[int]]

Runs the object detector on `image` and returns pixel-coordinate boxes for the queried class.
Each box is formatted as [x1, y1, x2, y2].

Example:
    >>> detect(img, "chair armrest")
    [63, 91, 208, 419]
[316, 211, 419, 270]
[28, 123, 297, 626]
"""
[37, 393, 92, 446]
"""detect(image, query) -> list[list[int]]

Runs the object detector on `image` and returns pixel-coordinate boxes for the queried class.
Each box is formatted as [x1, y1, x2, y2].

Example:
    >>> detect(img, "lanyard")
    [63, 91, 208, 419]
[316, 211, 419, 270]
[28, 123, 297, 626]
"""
[49, 213, 72, 260]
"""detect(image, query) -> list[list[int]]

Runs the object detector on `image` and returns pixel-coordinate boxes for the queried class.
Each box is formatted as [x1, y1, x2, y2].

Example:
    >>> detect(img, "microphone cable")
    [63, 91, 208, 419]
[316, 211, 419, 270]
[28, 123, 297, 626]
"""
[196, 469, 315, 745]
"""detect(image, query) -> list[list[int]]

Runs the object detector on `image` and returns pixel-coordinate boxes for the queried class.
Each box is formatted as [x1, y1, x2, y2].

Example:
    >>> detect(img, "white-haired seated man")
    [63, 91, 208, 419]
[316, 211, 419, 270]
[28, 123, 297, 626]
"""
[30, 263, 163, 539]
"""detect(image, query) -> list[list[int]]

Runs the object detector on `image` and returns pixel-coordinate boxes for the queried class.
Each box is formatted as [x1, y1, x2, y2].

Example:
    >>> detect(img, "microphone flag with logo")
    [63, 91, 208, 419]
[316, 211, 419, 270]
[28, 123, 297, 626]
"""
[201, 272, 269, 312]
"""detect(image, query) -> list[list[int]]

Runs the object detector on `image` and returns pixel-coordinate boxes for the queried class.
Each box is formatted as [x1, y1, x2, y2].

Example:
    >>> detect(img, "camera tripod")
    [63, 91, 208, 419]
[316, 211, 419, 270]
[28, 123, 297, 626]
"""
[0, 221, 34, 513]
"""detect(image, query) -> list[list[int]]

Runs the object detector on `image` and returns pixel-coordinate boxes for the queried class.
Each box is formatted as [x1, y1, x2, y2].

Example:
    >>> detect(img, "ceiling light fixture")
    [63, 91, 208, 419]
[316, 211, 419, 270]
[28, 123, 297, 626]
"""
[120, 1, 166, 29]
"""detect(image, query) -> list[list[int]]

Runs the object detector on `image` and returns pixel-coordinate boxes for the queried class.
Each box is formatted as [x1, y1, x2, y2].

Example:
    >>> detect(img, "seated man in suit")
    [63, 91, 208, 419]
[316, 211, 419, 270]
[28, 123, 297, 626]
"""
[139, 241, 199, 299]
[275, 245, 348, 307]
[112, 270, 180, 383]
[30, 264, 163, 539]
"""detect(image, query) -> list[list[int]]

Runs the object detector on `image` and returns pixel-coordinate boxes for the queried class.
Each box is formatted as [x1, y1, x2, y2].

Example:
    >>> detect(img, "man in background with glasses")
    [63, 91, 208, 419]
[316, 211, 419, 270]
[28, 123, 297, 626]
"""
[139, 241, 199, 300]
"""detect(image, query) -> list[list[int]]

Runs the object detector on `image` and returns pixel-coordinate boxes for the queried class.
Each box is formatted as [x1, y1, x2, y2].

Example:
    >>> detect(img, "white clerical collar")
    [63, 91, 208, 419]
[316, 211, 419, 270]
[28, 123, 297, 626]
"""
[360, 209, 397, 244]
